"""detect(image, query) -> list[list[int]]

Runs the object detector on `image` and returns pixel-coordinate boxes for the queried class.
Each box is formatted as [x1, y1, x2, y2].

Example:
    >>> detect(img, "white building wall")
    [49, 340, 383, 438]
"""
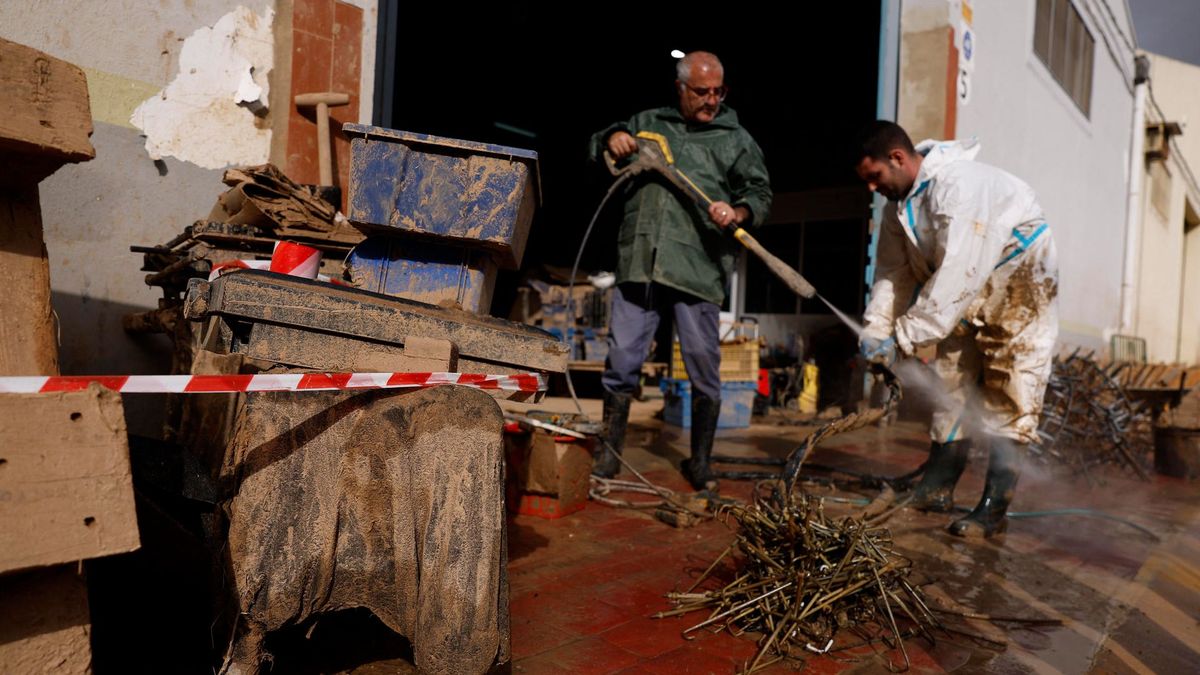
[955, 0, 1137, 351]
[1133, 52, 1200, 363]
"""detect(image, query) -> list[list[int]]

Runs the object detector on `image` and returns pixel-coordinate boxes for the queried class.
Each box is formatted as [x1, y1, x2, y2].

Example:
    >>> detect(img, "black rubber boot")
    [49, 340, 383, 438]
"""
[592, 390, 632, 478]
[909, 439, 971, 512]
[681, 394, 720, 491]
[949, 438, 1022, 538]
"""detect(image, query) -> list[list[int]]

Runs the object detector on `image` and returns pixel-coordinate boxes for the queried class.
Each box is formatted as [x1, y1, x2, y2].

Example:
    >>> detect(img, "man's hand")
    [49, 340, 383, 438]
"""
[860, 335, 897, 366]
[607, 131, 638, 159]
[708, 201, 742, 228]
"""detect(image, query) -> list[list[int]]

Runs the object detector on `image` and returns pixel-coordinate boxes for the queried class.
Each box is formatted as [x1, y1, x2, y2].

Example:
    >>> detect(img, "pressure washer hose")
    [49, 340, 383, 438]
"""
[563, 173, 633, 417]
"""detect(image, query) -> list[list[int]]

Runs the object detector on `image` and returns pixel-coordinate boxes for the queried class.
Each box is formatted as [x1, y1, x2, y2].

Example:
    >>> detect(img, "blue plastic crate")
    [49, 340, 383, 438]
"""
[343, 125, 540, 270]
[660, 379, 757, 429]
[345, 236, 499, 313]
[583, 334, 609, 363]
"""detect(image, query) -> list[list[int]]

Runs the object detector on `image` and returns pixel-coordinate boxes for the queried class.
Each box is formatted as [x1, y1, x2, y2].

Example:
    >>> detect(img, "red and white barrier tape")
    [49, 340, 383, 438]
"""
[269, 240, 322, 279]
[0, 372, 546, 394]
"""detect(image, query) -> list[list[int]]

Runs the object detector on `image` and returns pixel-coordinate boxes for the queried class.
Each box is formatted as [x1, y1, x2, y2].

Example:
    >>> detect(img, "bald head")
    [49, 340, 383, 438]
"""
[676, 51, 726, 124]
[676, 51, 724, 82]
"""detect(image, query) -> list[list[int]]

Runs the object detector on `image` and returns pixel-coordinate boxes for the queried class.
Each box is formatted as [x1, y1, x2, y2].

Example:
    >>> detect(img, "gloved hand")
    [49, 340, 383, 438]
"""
[860, 335, 897, 366]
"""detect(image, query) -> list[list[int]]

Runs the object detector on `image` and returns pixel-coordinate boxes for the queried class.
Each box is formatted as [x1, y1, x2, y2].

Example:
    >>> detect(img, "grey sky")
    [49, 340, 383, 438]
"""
[1128, 0, 1200, 66]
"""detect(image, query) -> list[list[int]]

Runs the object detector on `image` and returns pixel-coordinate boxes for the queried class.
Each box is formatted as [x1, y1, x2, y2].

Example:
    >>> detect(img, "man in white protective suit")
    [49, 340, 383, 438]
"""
[853, 121, 1059, 539]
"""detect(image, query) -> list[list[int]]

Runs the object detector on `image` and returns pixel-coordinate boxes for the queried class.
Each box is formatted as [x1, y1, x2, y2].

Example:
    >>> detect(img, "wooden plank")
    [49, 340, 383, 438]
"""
[245, 323, 455, 373]
[0, 387, 139, 574]
[0, 37, 94, 166]
[0, 566, 92, 673]
[0, 188, 57, 375]
[1185, 368, 1200, 390]
[1161, 367, 1183, 389]
[1129, 364, 1150, 387]
[1138, 365, 1160, 387]
[1147, 365, 1166, 386]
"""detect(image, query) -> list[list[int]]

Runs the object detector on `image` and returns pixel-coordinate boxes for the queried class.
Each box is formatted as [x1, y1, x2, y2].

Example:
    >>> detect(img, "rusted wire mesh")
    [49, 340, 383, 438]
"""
[1032, 351, 1156, 481]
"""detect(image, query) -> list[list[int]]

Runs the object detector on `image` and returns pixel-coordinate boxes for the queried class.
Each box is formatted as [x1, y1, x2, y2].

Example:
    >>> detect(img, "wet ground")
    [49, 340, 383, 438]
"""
[502, 397, 1200, 674]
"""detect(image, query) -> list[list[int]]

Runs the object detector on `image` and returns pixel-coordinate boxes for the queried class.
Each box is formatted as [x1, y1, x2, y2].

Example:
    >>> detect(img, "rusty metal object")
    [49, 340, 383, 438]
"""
[780, 365, 901, 489]
[1032, 350, 1155, 481]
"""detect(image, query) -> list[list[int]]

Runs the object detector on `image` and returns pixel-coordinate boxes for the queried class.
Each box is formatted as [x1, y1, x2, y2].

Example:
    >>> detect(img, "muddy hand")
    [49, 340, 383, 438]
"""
[708, 201, 739, 228]
[607, 131, 638, 159]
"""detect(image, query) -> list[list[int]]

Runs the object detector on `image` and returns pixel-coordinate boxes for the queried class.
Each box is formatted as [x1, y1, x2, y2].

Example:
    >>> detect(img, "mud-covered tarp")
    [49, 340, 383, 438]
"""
[215, 386, 509, 673]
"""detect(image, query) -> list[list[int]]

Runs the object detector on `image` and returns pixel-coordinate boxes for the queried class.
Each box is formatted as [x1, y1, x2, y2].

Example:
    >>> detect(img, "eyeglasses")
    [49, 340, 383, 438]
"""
[681, 83, 728, 102]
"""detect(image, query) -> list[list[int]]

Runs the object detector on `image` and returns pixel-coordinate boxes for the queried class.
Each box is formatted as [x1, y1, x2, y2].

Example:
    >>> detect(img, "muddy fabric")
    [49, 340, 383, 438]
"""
[928, 239, 1059, 443]
[588, 106, 771, 306]
[863, 139, 1059, 444]
[219, 386, 508, 673]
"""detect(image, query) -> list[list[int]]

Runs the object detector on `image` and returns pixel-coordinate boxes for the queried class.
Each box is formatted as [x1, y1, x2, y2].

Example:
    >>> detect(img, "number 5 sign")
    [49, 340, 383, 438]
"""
[957, 23, 975, 105]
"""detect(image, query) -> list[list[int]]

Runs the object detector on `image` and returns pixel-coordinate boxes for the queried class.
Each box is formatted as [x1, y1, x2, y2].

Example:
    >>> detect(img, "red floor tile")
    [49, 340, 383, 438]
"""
[690, 628, 762, 664]
[513, 652, 571, 674]
[596, 616, 693, 659]
[557, 598, 640, 636]
[637, 643, 738, 674]
[524, 635, 643, 675]
[510, 616, 578, 660]
[594, 581, 673, 617]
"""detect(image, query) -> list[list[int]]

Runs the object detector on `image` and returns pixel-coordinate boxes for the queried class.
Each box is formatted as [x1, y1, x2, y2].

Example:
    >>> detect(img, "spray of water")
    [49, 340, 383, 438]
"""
[816, 293, 864, 337]
[816, 294, 986, 448]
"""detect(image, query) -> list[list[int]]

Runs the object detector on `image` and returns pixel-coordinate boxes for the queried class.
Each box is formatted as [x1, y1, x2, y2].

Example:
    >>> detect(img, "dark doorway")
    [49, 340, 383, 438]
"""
[377, 1, 881, 317]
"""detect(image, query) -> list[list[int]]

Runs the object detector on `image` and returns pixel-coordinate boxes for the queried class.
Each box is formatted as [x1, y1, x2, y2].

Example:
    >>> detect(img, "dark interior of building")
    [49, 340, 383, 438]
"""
[381, 1, 882, 322]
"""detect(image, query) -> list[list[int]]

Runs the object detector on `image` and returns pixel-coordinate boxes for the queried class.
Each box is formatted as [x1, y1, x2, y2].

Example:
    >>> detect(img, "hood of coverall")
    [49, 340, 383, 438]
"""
[907, 138, 983, 196]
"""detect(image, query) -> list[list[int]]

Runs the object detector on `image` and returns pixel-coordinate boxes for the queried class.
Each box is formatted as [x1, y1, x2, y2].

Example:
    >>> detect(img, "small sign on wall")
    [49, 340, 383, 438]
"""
[949, 0, 975, 105]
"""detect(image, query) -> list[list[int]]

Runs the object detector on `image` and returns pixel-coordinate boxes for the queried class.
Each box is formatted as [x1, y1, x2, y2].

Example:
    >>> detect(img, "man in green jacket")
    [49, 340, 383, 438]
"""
[588, 51, 772, 490]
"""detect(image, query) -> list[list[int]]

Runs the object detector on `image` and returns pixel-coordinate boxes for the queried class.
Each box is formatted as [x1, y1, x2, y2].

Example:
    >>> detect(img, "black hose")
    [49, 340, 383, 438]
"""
[563, 174, 632, 416]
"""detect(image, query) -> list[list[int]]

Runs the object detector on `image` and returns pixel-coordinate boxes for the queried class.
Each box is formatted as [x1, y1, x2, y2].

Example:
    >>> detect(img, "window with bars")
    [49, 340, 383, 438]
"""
[1034, 0, 1095, 116]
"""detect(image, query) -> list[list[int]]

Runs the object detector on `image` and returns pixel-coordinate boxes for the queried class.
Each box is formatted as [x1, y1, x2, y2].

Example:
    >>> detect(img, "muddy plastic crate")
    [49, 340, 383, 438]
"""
[345, 236, 499, 313]
[343, 124, 540, 269]
[660, 379, 757, 429]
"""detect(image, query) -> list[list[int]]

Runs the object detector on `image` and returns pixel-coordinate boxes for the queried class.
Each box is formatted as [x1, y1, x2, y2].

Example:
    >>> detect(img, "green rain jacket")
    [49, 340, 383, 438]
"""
[588, 106, 772, 305]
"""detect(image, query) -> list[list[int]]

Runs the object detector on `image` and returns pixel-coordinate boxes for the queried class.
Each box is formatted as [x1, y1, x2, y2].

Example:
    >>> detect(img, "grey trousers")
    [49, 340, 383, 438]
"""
[602, 282, 722, 401]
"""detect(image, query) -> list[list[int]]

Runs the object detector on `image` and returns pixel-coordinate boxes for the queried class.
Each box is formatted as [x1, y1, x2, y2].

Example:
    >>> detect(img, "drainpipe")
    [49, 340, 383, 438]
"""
[1119, 55, 1151, 335]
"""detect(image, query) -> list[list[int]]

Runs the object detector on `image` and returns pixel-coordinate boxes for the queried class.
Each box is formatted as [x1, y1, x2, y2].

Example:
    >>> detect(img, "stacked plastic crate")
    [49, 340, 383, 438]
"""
[661, 339, 760, 429]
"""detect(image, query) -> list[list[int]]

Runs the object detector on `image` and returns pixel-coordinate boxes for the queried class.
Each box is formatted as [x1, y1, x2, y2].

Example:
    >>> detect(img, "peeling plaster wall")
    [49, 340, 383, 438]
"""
[132, 5, 275, 168]
[0, 1, 279, 436]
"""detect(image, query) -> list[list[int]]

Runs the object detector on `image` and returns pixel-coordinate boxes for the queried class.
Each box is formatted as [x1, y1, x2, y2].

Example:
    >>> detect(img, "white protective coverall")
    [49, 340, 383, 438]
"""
[862, 139, 1059, 444]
